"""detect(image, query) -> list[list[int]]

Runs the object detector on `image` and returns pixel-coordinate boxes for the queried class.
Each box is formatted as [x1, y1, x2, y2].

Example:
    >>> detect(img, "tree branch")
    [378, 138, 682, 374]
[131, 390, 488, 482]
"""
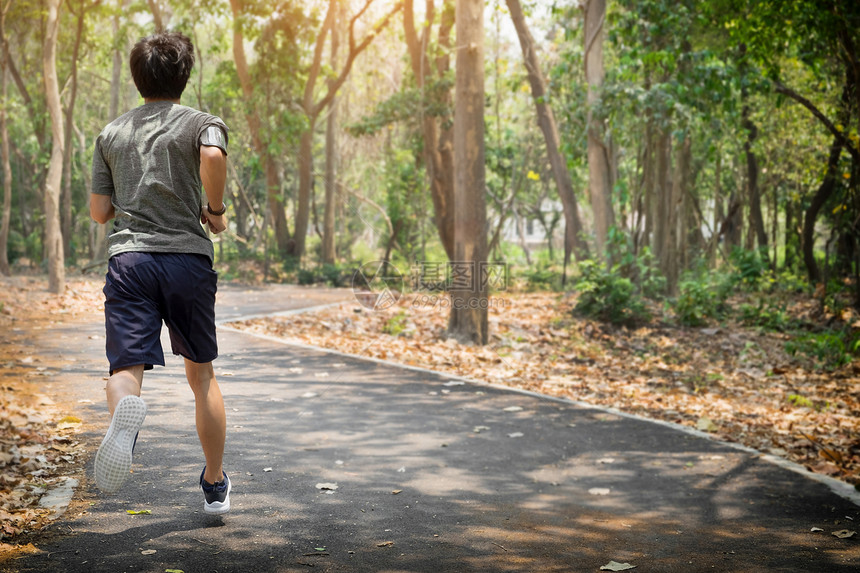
[773, 80, 860, 162]
[311, 0, 404, 119]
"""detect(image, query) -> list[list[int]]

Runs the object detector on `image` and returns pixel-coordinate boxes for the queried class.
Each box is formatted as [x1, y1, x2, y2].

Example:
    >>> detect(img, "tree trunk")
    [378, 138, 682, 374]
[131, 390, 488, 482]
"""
[583, 0, 615, 259]
[652, 128, 680, 293]
[784, 190, 796, 271]
[505, 0, 589, 264]
[403, 0, 456, 260]
[294, 128, 314, 260]
[448, 0, 488, 345]
[61, 0, 87, 259]
[321, 5, 341, 265]
[672, 134, 692, 280]
[742, 102, 768, 259]
[0, 5, 10, 276]
[43, 0, 65, 293]
[803, 140, 842, 284]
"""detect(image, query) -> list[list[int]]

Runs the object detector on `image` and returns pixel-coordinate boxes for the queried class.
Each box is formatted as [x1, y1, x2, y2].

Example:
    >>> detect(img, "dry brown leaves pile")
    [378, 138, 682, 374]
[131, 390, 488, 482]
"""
[231, 291, 860, 487]
[0, 276, 101, 544]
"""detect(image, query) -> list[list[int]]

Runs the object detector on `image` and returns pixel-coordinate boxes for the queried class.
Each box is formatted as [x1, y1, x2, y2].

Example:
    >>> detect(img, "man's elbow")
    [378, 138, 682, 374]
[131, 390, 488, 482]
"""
[90, 198, 114, 224]
[91, 212, 111, 224]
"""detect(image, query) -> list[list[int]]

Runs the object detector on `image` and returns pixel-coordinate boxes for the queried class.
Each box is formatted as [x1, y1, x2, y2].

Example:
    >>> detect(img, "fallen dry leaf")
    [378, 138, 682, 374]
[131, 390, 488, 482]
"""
[600, 561, 636, 571]
[832, 530, 856, 539]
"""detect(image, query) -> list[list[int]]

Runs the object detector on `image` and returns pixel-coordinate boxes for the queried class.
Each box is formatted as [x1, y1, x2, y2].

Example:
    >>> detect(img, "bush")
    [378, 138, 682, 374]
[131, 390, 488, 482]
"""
[521, 265, 562, 292]
[321, 263, 350, 288]
[785, 330, 857, 371]
[297, 268, 316, 285]
[675, 278, 723, 326]
[382, 310, 409, 336]
[728, 247, 769, 289]
[738, 299, 795, 331]
[574, 260, 649, 325]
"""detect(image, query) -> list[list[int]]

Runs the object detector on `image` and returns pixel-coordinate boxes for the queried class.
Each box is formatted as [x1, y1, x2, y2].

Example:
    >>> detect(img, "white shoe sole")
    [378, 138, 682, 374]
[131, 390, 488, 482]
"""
[94, 395, 147, 493]
[203, 477, 232, 515]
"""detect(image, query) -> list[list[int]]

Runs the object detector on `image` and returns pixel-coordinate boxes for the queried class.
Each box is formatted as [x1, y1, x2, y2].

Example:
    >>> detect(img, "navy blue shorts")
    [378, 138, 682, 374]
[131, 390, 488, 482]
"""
[103, 252, 218, 374]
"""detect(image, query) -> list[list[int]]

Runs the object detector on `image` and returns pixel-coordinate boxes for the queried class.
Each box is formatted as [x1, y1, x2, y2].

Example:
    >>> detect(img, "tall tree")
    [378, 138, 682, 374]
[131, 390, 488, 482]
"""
[448, 0, 488, 345]
[294, 0, 403, 261]
[583, 0, 615, 259]
[737, 43, 768, 264]
[505, 0, 588, 266]
[228, 0, 293, 257]
[403, 0, 456, 260]
[61, 0, 96, 259]
[321, 0, 342, 265]
[0, 0, 10, 276]
[43, 0, 65, 293]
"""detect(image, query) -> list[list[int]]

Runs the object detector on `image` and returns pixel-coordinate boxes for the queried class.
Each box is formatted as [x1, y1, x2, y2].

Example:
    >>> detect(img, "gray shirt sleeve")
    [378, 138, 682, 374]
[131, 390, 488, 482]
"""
[91, 136, 114, 196]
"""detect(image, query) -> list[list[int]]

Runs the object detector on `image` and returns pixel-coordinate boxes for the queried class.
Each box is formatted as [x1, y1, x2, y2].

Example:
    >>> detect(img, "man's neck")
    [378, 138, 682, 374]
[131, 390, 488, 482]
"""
[144, 98, 180, 104]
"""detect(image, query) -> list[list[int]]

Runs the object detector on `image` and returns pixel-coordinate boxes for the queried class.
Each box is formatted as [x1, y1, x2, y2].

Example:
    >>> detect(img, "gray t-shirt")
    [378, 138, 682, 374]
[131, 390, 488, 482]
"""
[92, 101, 228, 263]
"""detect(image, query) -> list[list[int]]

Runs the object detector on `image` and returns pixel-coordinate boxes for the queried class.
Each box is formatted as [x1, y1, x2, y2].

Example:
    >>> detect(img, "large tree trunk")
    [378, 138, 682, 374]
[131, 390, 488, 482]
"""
[651, 126, 676, 292]
[505, 0, 588, 264]
[583, 0, 615, 259]
[0, 6, 10, 276]
[43, 0, 65, 293]
[403, 0, 455, 260]
[229, 0, 292, 257]
[448, 0, 488, 345]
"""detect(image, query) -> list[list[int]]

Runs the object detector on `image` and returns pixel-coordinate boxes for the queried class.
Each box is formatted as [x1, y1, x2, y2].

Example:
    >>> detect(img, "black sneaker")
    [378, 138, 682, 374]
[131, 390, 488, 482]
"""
[200, 468, 231, 515]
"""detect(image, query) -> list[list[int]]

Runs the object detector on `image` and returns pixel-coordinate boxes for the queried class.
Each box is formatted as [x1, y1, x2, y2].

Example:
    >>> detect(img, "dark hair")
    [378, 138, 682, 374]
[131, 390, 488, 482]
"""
[129, 31, 194, 100]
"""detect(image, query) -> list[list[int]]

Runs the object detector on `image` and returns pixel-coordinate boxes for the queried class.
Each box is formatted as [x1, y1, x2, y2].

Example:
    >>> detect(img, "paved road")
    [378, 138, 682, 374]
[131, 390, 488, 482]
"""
[3, 284, 860, 572]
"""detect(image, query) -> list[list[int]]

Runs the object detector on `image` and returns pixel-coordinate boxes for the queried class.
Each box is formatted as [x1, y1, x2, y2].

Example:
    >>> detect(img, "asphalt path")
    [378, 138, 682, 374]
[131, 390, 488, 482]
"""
[4, 283, 860, 572]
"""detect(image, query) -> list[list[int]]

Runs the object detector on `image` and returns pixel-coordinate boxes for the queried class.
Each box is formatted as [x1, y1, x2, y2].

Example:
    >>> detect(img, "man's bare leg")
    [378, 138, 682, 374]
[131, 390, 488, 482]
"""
[185, 359, 226, 484]
[96, 364, 147, 493]
[106, 365, 144, 414]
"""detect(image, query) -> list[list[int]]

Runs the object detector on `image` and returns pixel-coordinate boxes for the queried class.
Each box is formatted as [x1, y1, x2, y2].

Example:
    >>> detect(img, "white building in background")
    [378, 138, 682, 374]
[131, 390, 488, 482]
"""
[499, 198, 565, 251]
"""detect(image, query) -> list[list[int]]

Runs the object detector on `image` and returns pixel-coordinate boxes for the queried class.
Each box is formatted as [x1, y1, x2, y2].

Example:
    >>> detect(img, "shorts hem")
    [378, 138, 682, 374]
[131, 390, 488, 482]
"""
[108, 359, 164, 377]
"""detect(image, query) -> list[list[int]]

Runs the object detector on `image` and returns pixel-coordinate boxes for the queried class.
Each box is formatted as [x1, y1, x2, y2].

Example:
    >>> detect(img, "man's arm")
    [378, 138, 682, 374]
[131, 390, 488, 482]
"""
[90, 193, 115, 224]
[200, 145, 227, 234]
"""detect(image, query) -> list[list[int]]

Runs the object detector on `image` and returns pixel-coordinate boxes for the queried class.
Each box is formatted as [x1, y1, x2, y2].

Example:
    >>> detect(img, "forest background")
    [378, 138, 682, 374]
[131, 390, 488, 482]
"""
[1, 0, 860, 492]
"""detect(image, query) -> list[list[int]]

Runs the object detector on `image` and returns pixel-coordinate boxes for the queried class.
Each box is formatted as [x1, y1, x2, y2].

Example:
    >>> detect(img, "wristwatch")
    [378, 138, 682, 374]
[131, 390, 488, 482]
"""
[206, 202, 227, 216]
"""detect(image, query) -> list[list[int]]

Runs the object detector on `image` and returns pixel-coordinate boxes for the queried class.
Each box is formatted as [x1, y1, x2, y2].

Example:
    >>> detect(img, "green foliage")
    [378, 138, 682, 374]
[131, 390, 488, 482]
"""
[25, 231, 42, 264]
[382, 310, 409, 336]
[7, 230, 25, 263]
[784, 330, 857, 371]
[521, 264, 563, 292]
[320, 263, 351, 288]
[383, 148, 429, 264]
[787, 393, 815, 409]
[574, 260, 650, 325]
[297, 268, 316, 286]
[606, 230, 666, 299]
[728, 247, 769, 289]
[675, 276, 726, 326]
[737, 299, 794, 331]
